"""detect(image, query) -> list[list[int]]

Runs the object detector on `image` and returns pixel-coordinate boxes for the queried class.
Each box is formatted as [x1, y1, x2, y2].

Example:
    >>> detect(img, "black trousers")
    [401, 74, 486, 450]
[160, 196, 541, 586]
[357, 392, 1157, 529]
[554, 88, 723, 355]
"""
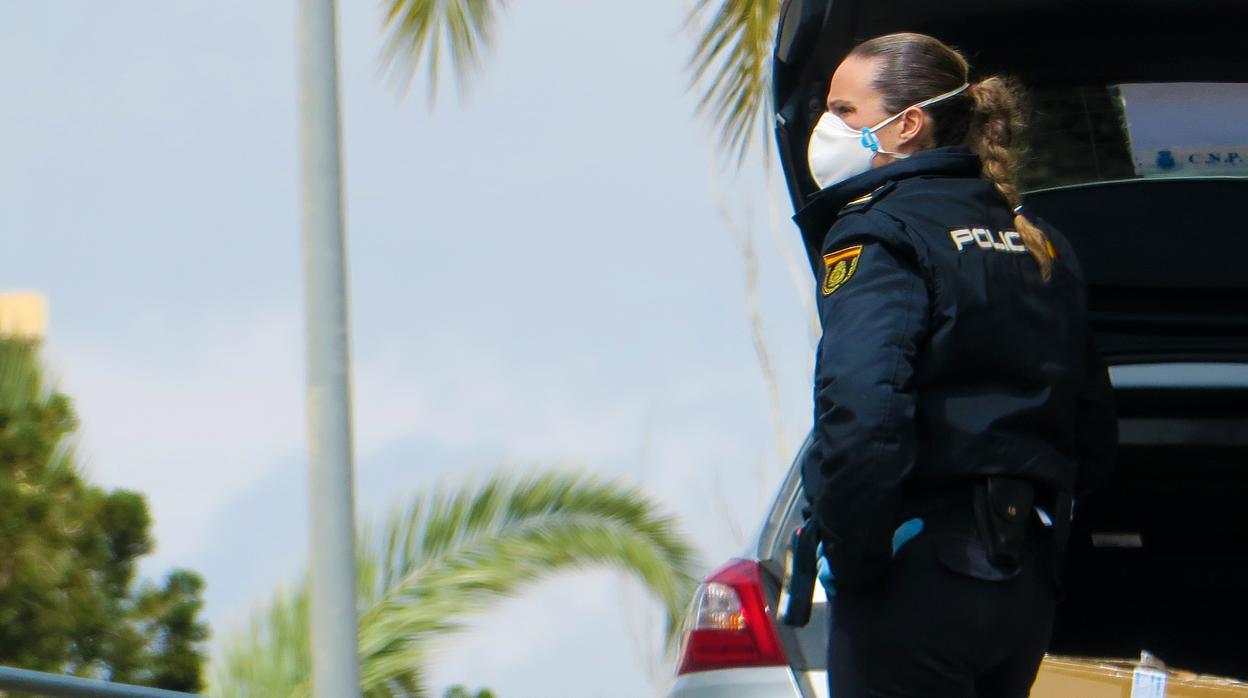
[826, 513, 1057, 698]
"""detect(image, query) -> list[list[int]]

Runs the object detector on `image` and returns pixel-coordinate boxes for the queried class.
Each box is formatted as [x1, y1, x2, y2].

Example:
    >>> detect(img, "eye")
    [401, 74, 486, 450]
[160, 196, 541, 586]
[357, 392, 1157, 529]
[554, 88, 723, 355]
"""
[835, 105, 853, 116]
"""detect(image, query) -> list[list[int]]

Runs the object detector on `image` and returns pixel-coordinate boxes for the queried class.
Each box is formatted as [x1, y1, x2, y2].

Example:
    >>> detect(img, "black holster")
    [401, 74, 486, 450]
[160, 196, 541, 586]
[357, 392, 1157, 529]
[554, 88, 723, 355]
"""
[972, 477, 1034, 569]
[779, 516, 821, 627]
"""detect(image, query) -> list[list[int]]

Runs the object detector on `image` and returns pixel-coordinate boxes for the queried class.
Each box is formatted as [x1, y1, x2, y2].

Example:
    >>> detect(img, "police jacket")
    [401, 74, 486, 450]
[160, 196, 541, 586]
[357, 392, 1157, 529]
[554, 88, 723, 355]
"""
[795, 146, 1118, 588]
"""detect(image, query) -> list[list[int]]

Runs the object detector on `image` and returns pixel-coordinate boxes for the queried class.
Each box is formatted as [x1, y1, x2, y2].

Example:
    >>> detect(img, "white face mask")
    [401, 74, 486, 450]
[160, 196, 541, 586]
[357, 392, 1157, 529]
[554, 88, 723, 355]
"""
[807, 82, 970, 190]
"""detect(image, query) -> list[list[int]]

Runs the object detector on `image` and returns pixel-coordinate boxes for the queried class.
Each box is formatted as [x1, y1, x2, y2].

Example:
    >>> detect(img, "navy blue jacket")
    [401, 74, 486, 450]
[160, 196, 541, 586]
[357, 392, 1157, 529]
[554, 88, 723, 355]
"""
[795, 146, 1117, 588]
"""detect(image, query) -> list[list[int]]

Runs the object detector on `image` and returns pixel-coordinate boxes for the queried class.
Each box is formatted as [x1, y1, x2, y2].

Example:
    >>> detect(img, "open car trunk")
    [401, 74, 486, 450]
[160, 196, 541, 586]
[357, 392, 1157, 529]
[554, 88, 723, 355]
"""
[1054, 385, 1248, 677]
[772, 0, 1248, 680]
[1021, 183, 1248, 677]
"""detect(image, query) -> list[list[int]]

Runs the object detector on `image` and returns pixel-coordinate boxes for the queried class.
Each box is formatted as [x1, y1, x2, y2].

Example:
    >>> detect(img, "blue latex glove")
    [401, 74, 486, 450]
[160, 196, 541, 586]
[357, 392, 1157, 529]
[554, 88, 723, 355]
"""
[892, 518, 925, 552]
[815, 541, 835, 597]
[815, 518, 925, 598]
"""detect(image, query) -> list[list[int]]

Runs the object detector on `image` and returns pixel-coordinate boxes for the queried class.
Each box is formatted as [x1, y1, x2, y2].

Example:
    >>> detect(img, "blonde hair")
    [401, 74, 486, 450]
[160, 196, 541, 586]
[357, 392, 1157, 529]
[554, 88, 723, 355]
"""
[850, 33, 1054, 280]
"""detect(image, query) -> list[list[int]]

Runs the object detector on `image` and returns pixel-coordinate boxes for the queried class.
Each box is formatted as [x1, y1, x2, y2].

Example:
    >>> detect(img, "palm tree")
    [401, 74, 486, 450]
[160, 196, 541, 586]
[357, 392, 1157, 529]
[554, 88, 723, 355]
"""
[378, 0, 779, 160]
[212, 471, 698, 696]
[686, 0, 781, 161]
[222, 6, 762, 693]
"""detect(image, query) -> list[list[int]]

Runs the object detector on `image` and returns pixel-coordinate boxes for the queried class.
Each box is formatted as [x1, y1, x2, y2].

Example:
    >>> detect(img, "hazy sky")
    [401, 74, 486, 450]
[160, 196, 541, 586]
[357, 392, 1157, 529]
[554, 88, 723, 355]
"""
[1, 1, 819, 695]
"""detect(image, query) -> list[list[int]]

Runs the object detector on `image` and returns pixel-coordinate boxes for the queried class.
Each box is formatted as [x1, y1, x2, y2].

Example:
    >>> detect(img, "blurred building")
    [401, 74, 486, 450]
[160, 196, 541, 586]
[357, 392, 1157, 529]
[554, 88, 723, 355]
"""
[0, 292, 48, 340]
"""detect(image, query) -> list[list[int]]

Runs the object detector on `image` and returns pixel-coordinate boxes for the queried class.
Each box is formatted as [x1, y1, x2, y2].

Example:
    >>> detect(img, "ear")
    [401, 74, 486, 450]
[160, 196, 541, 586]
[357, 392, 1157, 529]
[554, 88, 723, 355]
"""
[895, 107, 927, 146]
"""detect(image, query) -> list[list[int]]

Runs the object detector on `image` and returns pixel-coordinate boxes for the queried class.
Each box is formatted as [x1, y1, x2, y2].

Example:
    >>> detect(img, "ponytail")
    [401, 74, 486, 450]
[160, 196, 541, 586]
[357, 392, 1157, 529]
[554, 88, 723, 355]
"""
[968, 77, 1053, 281]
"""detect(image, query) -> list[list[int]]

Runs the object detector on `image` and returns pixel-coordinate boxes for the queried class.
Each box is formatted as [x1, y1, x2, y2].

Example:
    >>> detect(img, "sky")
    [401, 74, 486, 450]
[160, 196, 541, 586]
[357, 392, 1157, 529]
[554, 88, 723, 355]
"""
[0, 1, 821, 695]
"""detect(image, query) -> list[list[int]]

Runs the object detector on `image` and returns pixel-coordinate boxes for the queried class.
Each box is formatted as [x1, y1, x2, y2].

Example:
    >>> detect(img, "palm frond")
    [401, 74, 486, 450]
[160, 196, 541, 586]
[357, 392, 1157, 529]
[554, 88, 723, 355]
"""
[379, 0, 509, 102]
[212, 470, 699, 697]
[212, 587, 314, 698]
[687, 0, 781, 164]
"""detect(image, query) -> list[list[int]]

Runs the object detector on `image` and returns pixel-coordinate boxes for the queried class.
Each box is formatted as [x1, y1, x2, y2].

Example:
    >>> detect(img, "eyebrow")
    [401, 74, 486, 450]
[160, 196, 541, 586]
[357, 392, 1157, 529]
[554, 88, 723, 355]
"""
[827, 98, 853, 111]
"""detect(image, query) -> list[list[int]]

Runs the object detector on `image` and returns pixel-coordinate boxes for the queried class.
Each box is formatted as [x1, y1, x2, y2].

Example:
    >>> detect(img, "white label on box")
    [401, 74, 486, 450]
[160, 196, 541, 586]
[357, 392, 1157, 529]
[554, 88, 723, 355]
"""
[1131, 667, 1167, 698]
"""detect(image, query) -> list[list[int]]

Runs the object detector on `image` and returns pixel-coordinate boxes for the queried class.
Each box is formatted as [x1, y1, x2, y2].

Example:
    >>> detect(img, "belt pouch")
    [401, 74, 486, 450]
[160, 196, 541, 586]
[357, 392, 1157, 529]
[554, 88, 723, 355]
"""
[973, 477, 1034, 568]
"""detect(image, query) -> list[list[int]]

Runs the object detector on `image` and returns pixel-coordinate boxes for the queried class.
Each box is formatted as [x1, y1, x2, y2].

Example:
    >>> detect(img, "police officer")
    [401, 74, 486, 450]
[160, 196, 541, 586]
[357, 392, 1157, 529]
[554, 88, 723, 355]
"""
[795, 33, 1118, 697]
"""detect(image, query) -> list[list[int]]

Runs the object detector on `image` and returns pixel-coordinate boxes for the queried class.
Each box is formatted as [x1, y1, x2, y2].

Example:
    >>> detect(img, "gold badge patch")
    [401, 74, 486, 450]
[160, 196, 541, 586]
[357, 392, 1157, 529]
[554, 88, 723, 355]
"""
[822, 245, 863, 296]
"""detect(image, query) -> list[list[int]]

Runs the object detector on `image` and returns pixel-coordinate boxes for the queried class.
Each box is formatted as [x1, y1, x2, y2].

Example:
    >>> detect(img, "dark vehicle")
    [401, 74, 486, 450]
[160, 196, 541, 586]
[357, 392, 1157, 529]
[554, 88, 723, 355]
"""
[670, 1, 1248, 695]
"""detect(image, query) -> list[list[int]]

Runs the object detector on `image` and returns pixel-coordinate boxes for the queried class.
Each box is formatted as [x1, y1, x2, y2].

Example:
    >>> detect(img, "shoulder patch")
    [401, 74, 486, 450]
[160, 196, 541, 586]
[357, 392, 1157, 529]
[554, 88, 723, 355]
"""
[837, 183, 896, 216]
[822, 245, 863, 296]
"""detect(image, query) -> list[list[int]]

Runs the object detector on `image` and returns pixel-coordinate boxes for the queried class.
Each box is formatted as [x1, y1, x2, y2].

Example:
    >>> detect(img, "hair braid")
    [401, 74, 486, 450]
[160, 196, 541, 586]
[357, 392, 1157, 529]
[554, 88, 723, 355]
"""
[968, 77, 1053, 281]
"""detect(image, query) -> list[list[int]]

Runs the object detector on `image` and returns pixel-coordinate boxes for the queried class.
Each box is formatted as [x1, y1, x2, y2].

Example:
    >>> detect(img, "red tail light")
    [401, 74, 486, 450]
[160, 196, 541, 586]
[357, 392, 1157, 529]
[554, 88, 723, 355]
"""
[676, 559, 788, 674]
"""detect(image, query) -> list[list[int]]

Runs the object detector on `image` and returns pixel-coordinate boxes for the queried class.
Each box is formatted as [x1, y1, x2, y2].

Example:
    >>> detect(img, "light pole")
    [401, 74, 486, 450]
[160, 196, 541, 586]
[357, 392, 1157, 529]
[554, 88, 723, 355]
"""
[297, 0, 361, 696]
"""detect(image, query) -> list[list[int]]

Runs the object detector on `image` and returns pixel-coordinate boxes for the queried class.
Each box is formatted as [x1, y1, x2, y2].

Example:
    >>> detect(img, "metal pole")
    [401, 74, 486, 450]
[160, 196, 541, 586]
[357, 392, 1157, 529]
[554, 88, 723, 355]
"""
[297, 0, 361, 696]
[0, 666, 198, 698]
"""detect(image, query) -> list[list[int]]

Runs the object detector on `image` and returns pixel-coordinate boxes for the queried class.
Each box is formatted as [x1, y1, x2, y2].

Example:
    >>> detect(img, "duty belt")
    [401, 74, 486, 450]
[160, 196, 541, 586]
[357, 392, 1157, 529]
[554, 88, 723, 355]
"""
[901, 478, 1073, 570]
[779, 478, 1074, 627]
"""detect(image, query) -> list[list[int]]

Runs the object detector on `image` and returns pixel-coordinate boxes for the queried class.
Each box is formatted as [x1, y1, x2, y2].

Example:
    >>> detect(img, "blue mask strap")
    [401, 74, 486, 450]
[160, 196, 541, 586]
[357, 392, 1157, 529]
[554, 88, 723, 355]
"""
[860, 128, 881, 152]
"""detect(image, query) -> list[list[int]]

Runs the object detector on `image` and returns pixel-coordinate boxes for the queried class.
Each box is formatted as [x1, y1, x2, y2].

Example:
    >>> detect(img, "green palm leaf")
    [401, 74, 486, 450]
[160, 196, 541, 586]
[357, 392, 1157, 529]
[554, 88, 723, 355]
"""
[214, 588, 313, 697]
[212, 470, 699, 697]
[379, 0, 509, 101]
[376, 0, 783, 163]
[688, 0, 781, 162]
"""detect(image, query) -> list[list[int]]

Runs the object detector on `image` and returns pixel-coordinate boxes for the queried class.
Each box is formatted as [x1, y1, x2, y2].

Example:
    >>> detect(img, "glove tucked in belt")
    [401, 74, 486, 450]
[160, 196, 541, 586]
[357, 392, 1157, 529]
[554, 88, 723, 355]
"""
[818, 518, 925, 597]
[780, 517, 924, 626]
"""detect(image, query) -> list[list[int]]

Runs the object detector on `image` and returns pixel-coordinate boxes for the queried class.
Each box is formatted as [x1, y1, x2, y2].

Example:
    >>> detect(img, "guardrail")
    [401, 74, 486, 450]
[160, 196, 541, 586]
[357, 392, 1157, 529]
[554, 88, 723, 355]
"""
[0, 666, 200, 697]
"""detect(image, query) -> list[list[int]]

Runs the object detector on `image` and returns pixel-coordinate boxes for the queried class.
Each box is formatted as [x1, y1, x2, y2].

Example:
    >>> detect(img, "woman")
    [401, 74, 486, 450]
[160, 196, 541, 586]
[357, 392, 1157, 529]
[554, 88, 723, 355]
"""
[795, 33, 1118, 697]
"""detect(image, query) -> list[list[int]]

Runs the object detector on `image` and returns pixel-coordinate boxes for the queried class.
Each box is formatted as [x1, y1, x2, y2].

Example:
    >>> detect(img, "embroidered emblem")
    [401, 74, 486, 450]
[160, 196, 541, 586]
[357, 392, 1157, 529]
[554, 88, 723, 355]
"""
[822, 245, 863, 296]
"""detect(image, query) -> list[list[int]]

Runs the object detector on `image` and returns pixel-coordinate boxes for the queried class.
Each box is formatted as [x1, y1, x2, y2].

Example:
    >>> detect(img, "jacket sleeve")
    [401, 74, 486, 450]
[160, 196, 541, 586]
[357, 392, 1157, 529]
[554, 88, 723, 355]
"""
[1074, 336, 1118, 498]
[800, 219, 930, 589]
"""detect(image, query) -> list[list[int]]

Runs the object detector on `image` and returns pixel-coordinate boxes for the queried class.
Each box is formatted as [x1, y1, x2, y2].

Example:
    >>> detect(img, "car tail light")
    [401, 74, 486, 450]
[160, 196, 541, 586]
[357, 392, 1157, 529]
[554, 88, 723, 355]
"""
[676, 559, 788, 674]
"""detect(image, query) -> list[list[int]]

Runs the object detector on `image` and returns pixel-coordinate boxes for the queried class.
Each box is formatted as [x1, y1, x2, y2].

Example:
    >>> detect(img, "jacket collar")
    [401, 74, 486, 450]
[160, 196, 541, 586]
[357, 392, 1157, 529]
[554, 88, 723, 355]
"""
[792, 146, 982, 273]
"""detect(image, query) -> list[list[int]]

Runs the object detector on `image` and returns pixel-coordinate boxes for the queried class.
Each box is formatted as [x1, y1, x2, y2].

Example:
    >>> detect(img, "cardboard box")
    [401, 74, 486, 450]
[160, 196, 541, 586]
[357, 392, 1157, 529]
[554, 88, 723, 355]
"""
[1032, 655, 1248, 697]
